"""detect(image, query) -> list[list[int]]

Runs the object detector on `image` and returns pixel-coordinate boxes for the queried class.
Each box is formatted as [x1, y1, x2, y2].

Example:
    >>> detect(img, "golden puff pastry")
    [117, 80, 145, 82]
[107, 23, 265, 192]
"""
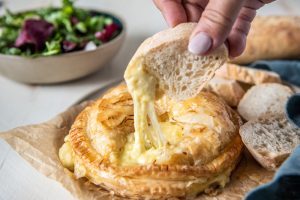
[59, 84, 243, 199]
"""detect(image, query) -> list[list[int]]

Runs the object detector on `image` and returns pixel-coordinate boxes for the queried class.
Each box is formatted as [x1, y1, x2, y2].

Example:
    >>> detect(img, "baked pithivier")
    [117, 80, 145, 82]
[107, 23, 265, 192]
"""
[59, 83, 243, 199]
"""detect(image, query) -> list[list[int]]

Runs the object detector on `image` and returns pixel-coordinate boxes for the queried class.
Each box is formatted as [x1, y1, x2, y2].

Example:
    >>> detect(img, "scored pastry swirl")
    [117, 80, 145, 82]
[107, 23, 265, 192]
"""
[59, 84, 243, 199]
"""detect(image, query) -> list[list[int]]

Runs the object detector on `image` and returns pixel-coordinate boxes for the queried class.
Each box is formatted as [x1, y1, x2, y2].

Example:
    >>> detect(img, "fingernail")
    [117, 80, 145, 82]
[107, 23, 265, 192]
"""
[188, 32, 212, 55]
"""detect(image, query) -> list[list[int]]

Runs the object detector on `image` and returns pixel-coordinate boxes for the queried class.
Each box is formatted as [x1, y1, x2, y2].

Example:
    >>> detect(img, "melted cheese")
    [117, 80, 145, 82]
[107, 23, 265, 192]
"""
[124, 59, 166, 156]
[59, 136, 74, 171]
[120, 122, 184, 165]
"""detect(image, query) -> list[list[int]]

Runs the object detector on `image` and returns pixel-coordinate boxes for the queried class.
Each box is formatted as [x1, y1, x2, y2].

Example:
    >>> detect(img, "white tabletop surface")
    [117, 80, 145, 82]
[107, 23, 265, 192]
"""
[0, 0, 299, 199]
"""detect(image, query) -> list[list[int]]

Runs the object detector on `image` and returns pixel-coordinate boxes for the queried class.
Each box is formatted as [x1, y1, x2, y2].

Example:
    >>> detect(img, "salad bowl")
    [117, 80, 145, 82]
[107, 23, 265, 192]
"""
[0, 2, 126, 84]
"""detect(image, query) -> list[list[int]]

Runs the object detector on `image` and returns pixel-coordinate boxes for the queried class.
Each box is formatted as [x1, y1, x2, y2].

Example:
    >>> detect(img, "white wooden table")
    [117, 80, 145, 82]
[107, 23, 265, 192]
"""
[0, 0, 299, 199]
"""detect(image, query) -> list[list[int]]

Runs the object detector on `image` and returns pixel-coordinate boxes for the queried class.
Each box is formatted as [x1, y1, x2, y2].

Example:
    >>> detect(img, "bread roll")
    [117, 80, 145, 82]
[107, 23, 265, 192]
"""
[215, 63, 281, 85]
[206, 77, 245, 107]
[232, 16, 300, 64]
[240, 114, 300, 170]
[238, 83, 293, 121]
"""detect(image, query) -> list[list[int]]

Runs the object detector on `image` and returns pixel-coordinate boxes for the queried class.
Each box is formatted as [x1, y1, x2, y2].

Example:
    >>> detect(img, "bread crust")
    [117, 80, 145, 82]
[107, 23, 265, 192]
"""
[215, 63, 281, 85]
[66, 84, 243, 199]
[206, 77, 245, 107]
[232, 16, 300, 64]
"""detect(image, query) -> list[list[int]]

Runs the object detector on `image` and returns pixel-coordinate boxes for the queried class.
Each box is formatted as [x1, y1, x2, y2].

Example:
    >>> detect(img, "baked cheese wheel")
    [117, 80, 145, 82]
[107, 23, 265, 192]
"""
[59, 84, 243, 199]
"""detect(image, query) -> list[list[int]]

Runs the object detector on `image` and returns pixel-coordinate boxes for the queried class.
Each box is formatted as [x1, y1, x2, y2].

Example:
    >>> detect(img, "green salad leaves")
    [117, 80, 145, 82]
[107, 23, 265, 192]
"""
[0, 0, 121, 57]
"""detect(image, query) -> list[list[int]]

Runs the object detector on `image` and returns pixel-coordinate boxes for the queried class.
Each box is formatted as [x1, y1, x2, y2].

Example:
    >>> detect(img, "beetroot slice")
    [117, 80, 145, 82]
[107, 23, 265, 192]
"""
[15, 19, 55, 51]
[62, 40, 77, 52]
[71, 16, 79, 25]
[95, 23, 119, 42]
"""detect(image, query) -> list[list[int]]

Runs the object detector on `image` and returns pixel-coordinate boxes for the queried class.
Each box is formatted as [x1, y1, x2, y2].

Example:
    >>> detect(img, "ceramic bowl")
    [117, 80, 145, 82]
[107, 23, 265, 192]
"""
[0, 10, 126, 84]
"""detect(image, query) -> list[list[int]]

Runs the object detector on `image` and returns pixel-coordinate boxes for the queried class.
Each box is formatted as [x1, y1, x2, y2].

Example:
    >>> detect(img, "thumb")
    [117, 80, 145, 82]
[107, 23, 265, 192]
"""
[188, 0, 245, 55]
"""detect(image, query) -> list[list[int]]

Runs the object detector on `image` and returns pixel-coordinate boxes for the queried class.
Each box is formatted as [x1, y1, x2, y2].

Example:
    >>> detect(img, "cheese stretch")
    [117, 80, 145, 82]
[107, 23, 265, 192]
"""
[124, 59, 166, 155]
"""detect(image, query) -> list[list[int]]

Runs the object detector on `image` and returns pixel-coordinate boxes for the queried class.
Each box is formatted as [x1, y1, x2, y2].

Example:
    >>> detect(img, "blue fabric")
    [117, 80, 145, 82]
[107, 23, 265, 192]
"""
[244, 60, 300, 200]
[286, 93, 300, 128]
[248, 60, 300, 87]
[245, 146, 300, 200]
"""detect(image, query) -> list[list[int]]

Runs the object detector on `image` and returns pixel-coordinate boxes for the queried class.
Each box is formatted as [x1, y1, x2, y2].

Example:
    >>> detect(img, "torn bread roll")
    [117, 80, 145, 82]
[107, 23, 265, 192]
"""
[127, 23, 228, 101]
[232, 16, 300, 64]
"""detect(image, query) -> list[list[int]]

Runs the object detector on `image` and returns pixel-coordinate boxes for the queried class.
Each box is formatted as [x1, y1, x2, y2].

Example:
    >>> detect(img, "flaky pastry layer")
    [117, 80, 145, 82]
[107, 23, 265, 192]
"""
[61, 84, 243, 199]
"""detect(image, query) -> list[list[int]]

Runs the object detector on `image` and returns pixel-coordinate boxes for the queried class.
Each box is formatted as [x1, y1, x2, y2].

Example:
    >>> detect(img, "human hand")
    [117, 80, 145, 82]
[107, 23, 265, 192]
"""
[154, 0, 274, 58]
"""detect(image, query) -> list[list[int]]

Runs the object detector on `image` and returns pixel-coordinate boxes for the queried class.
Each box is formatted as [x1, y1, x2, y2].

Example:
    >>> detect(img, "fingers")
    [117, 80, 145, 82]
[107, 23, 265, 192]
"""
[227, 6, 256, 57]
[225, 0, 274, 57]
[260, 0, 275, 4]
[188, 0, 245, 55]
[153, 0, 187, 27]
[154, 0, 271, 57]
[183, 0, 207, 22]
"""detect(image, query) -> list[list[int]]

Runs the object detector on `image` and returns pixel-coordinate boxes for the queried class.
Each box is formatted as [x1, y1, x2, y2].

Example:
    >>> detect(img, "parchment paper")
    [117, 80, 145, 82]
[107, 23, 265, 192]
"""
[0, 103, 274, 200]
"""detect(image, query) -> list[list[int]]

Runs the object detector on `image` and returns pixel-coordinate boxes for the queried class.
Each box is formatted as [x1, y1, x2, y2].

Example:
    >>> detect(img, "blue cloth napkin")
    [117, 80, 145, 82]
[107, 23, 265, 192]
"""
[245, 145, 300, 200]
[286, 93, 300, 128]
[243, 60, 300, 200]
[249, 60, 300, 87]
